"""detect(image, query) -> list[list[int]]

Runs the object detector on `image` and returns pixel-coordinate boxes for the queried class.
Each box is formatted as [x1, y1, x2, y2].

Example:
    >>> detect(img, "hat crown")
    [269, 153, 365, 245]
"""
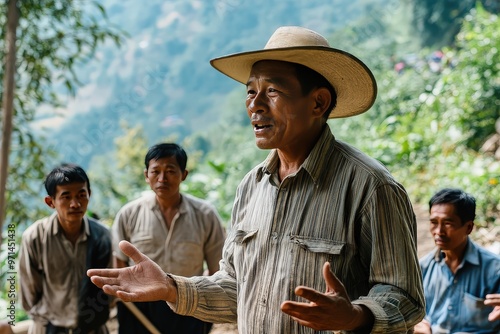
[264, 26, 331, 49]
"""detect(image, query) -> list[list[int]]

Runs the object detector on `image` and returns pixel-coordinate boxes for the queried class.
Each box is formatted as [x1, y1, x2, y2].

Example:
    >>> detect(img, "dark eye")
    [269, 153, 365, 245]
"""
[268, 88, 279, 96]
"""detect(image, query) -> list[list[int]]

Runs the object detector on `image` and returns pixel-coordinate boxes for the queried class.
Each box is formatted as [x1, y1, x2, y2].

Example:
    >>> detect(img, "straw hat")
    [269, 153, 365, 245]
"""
[210, 26, 377, 118]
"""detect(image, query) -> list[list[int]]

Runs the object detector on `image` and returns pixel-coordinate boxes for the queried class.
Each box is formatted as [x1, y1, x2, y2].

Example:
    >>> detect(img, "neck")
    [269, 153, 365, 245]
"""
[59, 219, 84, 245]
[156, 193, 182, 211]
[442, 240, 468, 274]
[277, 125, 324, 180]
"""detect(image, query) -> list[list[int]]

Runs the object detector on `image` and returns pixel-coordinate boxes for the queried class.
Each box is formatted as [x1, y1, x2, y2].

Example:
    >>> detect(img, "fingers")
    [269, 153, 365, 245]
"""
[119, 240, 146, 264]
[87, 268, 120, 278]
[100, 284, 133, 301]
[89, 273, 121, 288]
[294, 286, 324, 304]
[488, 306, 500, 322]
[293, 262, 346, 303]
[322, 262, 346, 295]
[485, 294, 500, 306]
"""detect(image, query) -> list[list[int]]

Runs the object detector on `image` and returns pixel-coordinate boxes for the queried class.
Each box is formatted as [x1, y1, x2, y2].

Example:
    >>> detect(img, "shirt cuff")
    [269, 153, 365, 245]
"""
[165, 274, 199, 316]
[351, 298, 388, 333]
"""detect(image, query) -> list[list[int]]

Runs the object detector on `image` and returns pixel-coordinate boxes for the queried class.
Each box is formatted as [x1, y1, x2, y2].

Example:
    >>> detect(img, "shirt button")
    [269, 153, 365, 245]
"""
[453, 279, 458, 284]
[448, 305, 452, 310]
[271, 232, 278, 240]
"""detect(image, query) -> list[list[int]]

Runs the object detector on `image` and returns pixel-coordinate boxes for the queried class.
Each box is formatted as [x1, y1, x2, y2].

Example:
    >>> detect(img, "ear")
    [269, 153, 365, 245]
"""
[144, 168, 149, 182]
[182, 170, 189, 182]
[45, 196, 55, 209]
[465, 220, 474, 235]
[312, 87, 331, 119]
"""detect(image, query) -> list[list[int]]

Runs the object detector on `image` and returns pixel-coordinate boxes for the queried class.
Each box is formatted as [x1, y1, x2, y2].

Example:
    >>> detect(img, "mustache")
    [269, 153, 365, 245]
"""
[251, 115, 273, 123]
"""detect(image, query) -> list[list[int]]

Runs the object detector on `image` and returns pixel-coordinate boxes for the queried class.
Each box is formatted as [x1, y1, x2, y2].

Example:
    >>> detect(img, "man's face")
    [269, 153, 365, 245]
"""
[145, 156, 187, 199]
[429, 203, 473, 251]
[45, 182, 90, 229]
[245, 60, 318, 151]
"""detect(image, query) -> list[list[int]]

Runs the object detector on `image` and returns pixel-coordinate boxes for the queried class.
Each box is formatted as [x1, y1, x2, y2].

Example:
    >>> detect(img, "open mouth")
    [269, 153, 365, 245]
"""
[254, 124, 271, 130]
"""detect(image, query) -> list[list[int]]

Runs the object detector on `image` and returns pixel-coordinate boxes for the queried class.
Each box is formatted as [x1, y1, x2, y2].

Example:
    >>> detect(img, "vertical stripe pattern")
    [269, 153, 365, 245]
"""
[171, 125, 425, 333]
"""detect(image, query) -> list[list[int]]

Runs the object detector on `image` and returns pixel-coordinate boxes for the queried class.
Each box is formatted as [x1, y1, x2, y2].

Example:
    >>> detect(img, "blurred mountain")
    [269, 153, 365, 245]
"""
[34, 0, 387, 168]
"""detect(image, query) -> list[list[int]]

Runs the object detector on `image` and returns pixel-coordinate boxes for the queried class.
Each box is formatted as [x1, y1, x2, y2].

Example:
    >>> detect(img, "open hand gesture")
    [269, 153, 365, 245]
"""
[280, 262, 373, 331]
[87, 240, 177, 303]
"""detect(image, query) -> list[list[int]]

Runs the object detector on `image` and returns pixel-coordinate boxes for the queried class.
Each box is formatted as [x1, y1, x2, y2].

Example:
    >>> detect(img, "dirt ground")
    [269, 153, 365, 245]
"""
[105, 203, 436, 334]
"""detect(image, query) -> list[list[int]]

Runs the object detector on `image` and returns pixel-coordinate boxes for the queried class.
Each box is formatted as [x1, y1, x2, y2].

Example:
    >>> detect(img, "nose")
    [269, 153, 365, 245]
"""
[70, 198, 81, 208]
[246, 91, 266, 114]
[158, 172, 167, 182]
[431, 223, 445, 235]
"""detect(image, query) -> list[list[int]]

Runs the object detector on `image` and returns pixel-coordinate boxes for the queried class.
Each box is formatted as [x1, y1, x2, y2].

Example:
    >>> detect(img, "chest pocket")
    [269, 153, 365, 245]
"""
[233, 229, 258, 284]
[461, 292, 497, 331]
[131, 234, 156, 257]
[290, 236, 345, 255]
[289, 235, 350, 290]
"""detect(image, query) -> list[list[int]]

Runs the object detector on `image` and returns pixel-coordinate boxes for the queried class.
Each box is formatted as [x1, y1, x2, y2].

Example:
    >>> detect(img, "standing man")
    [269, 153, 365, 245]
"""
[19, 163, 112, 333]
[89, 26, 425, 333]
[112, 143, 225, 333]
[414, 188, 500, 333]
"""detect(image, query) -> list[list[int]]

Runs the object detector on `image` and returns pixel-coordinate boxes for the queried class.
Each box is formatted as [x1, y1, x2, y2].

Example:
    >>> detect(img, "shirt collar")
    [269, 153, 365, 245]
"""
[256, 124, 335, 184]
[147, 190, 186, 214]
[49, 211, 90, 238]
[434, 238, 480, 266]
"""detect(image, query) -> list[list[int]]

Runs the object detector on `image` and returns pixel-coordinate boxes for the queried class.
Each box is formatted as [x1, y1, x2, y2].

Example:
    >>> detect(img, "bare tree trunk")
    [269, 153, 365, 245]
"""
[0, 0, 19, 245]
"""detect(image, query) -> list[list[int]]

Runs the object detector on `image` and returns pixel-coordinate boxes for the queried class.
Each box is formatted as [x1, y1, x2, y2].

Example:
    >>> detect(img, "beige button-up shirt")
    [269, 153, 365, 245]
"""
[170, 125, 425, 333]
[19, 213, 111, 333]
[112, 192, 225, 276]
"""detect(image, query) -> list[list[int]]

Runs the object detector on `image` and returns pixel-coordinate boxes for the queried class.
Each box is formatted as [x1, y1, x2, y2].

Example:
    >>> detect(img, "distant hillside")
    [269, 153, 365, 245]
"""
[36, 0, 386, 168]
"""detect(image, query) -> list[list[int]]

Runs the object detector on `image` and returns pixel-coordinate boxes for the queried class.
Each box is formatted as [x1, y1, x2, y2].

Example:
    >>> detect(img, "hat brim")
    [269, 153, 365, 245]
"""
[210, 46, 377, 118]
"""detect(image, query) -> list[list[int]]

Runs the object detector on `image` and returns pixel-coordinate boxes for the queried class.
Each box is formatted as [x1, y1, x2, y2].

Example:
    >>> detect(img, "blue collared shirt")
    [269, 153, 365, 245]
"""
[420, 239, 500, 333]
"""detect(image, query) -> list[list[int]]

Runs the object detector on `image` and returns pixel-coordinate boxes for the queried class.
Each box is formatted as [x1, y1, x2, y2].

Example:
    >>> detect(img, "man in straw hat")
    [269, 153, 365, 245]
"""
[88, 26, 425, 333]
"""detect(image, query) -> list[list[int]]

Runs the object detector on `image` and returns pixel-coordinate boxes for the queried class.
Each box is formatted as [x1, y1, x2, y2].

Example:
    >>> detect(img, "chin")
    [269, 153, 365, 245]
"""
[255, 140, 273, 150]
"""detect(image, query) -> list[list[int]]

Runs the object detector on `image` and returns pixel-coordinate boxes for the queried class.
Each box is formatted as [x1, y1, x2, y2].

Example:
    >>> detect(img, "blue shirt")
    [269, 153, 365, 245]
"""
[420, 239, 500, 333]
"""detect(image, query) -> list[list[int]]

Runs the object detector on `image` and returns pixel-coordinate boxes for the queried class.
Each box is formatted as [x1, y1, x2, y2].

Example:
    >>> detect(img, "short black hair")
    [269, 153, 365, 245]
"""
[44, 163, 91, 197]
[429, 188, 476, 225]
[292, 63, 338, 119]
[145, 143, 187, 171]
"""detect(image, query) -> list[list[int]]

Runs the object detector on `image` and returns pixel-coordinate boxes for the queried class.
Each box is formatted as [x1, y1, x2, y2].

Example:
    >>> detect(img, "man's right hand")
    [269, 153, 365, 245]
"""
[413, 319, 432, 334]
[87, 240, 177, 303]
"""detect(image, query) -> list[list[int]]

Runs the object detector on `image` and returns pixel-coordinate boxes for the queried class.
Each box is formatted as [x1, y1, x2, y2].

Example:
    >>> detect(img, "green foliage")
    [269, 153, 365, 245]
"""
[0, 0, 125, 227]
[439, 5, 500, 150]
[0, 0, 125, 320]
[409, 0, 499, 48]
[88, 122, 150, 221]
[334, 4, 500, 227]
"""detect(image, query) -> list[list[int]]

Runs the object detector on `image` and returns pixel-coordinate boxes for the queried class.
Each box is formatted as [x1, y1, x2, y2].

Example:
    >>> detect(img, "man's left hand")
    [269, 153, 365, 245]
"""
[281, 262, 374, 331]
[485, 294, 500, 322]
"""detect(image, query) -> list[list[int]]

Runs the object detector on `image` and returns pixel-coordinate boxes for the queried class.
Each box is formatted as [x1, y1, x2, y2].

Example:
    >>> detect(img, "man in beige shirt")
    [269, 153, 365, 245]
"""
[112, 143, 225, 333]
[19, 163, 112, 333]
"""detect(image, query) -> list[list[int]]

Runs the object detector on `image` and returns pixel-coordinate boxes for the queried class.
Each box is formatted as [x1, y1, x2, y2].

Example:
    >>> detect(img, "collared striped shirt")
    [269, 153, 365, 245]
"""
[171, 125, 425, 333]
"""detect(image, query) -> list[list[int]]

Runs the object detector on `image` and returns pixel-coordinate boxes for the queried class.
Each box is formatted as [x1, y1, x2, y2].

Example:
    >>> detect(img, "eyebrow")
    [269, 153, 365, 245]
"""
[246, 76, 290, 88]
[59, 188, 87, 195]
